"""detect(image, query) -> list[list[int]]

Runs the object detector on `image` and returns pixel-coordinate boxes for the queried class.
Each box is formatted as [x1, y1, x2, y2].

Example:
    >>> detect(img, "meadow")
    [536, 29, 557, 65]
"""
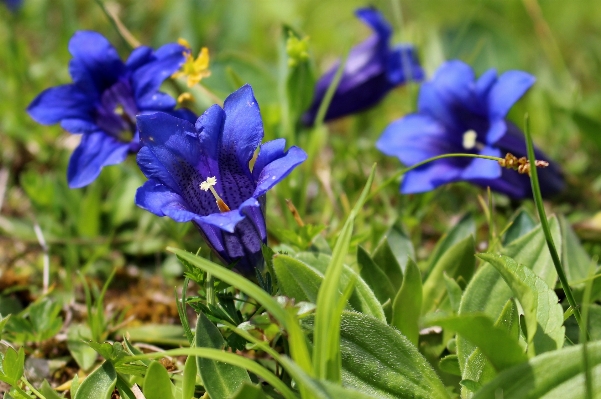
[1, 0, 601, 398]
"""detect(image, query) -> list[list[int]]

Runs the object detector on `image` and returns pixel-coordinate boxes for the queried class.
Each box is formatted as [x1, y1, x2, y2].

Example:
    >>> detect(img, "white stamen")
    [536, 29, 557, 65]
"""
[200, 176, 217, 191]
[462, 130, 477, 150]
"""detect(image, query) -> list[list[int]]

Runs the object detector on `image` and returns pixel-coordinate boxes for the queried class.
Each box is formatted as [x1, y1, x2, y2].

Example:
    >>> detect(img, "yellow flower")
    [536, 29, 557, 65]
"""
[172, 39, 211, 87]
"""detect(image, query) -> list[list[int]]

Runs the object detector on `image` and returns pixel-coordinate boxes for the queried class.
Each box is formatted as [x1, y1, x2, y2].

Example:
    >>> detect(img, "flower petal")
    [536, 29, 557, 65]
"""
[401, 161, 463, 194]
[27, 85, 94, 125]
[460, 146, 502, 180]
[135, 180, 198, 222]
[132, 43, 187, 104]
[487, 70, 535, 119]
[60, 118, 99, 133]
[253, 145, 307, 198]
[67, 131, 130, 188]
[68, 31, 125, 95]
[475, 68, 497, 99]
[252, 138, 286, 181]
[387, 45, 425, 85]
[377, 114, 455, 165]
[197, 197, 260, 233]
[355, 8, 392, 41]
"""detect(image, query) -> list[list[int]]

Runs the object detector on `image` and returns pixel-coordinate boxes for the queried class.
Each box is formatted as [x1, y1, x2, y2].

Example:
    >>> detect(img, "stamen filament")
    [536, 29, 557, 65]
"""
[200, 177, 230, 212]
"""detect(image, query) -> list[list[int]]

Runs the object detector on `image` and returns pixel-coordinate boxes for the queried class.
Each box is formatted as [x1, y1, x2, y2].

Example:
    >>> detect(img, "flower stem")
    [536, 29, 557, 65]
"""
[93, 0, 139, 50]
[368, 152, 504, 201]
[523, 114, 582, 328]
[20, 377, 46, 399]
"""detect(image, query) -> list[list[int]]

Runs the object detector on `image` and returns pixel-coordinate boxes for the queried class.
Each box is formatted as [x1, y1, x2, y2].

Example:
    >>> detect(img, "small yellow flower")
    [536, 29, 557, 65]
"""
[172, 39, 212, 87]
[177, 92, 194, 105]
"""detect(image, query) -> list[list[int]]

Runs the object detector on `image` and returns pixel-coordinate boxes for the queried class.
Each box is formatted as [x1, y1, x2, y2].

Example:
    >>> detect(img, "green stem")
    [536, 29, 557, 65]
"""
[93, 0, 135, 50]
[367, 152, 504, 201]
[20, 377, 46, 399]
[206, 272, 215, 306]
[523, 114, 582, 327]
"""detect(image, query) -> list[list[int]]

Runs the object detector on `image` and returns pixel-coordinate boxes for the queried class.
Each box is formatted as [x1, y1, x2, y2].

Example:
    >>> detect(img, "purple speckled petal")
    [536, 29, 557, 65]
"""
[135, 180, 198, 222]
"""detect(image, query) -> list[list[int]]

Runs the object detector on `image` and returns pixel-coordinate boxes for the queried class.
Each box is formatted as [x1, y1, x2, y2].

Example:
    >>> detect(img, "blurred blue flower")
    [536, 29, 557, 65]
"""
[27, 31, 194, 188]
[135, 85, 307, 275]
[2, 0, 22, 12]
[377, 60, 564, 199]
[302, 7, 424, 125]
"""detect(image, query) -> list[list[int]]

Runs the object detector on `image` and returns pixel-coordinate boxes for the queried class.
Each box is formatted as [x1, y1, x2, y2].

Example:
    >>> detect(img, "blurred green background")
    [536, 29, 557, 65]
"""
[2, 0, 601, 288]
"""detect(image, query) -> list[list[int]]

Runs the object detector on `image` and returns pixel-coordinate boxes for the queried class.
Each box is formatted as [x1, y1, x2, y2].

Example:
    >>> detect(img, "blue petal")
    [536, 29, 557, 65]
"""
[136, 92, 177, 111]
[401, 161, 463, 194]
[136, 112, 220, 216]
[67, 132, 130, 188]
[60, 118, 99, 133]
[27, 85, 94, 125]
[135, 180, 198, 222]
[125, 46, 154, 70]
[487, 70, 535, 119]
[68, 31, 125, 95]
[252, 138, 286, 181]
[377, 114, 455, 165]
[387, 45, 425, 85]
[195, 105, 225, 182]
[355, 8, 392, 43]
[485, 118, 507, 144]
[475, 68, 497, 99]
[460, 146, 502, 180]
[417, 60, 475, 129]
[253, 145, 307, 198]
[132, 43, 187, 104]
[197, 197, 260, 233]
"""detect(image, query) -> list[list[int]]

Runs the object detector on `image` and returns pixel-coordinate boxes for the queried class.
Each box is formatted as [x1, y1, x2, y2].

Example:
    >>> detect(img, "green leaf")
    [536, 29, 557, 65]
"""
[143, 361, 175, 399]
[457, 218, 561, 373]
[443, 274, 463, 314]
[230, 382, 270, 399]
[426, 312, 527, 371]
[439, 355, 462, 376]
[478, 253, 564, 355]
[503, 208, 536, 246]
[181, 355, 197, 399]
[391, 258, 422, 346]
[312, 165, 375, 382]
[86, 341, 127, 363]
[559, 215, 592, 284]
[40, 380, 64, 399]
[371, 223, 413, 290]
[70, 374, 80, 398]
[473, 341, 601, 398]
[357, 246, 396, 307]
[422, 235, 475, 314]
[337, 311, 450, 399]
[273, 254, 323, 303]
[74, 361, 117, 399]
[0, 347, 24, 385]
[293, 251, 385, 321]
[77, 183, 101, 237]
[426, 213, 475, 272]
[195, 312, 250, 398]
[67, 324, 97, 372]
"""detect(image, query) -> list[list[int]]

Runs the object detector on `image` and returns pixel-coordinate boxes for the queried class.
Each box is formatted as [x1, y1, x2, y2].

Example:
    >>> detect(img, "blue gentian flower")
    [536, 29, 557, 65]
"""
[2, 0, 22, 12]
[377, 60, 564, 199]
[27, 31, 194, 188]
[302, 7, 424, 125]
[135, 85, 307, 275]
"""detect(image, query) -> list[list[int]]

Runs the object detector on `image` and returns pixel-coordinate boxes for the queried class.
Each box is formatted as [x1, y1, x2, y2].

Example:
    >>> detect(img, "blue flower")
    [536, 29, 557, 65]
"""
[377, 60, 564, 199]
[27, 31, 194, 188]
[135, 85, 307, 275]
[302, 7, 424, 125]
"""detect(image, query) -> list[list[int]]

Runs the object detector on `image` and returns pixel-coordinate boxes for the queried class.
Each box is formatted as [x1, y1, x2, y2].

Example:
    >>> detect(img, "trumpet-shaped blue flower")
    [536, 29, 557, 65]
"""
[135, 85, 307, 275]
[302, 7, 424, 125]
[27, 31, 194, 188]
[377, 60, 564, 199]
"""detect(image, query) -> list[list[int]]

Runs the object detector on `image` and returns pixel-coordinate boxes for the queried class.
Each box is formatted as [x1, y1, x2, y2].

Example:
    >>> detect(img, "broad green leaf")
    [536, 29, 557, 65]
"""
[143, 361, 175, 399]
[391, 258, 422, 345]
[312, 165, 375, 382]
[40, 380, 64, 399]
[338, 311, 450, 399]
[230, 382, 270, 399]
[473, 341, 601, 398]
[67, 324, 97, 372]
[426, 213, 475, 272]
[181, 355, 197, 399]
[74, 361, 117, 399]
[0, 347, 24, 385]
[426, 312, 526, 371]
[503, 208, 536, 246]
[457, 217, 561, 373]
[478, 253, 564, 355]
[422, 235, 475, 315]
[274, 254, 322, 303]
[293, 251, 386, 322]
[439, 355, 462, 376]
[357, 246, 396, 307]
[443, 274, 463, 314]
[195, 312, 250, 398]
[559, 215, 592, 283]
[70, 375, 80, 398]
[371, 223, 413, 290]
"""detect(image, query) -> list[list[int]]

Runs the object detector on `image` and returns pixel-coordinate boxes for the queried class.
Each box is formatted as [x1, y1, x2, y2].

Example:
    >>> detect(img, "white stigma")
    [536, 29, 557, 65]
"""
[200, 176, 217, 191]
[462, 130, 477, 150]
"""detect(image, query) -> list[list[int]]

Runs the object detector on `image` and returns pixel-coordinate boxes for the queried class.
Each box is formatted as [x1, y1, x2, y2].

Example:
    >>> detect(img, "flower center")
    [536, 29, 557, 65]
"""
[200, 176, 231, 212]
[96, 80, 139, 142]
[462, 129, 478, 150]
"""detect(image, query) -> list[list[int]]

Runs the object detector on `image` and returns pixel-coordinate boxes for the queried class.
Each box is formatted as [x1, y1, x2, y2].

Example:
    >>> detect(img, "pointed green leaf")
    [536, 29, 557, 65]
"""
[560, 215, 592, 283]
[74, 361, 117, 399]
[143, 361, 175, 399]
[503, 208, 536, 246]
[422, 235, 475, 314]
[181, 355, 197, 399]
[371, 224, 413, 290]
[195, 312, 250, 398]
[40, 380, 64, 399]
[473, 341, 601, 398]
[273, 254, 322, 303]
[443, 274, 463, 314]
[427, 213, 475, 271]
[230, 382, 270, 399]
[0, 347, 24, 385]
[478, 253, 564, 355]
[439, 355, 462, 376]
[391, 258, 422, 345]
[357, 246, 396, 307]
